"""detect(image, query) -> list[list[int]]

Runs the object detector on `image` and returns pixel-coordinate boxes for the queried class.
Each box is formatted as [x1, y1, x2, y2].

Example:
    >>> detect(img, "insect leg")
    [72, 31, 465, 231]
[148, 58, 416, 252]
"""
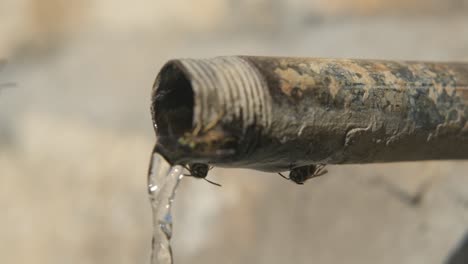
[203, 110, 225, 132]
[203, 178, 222, 187]
[278, 172, 290, 181]
[192, 121, 202, 136]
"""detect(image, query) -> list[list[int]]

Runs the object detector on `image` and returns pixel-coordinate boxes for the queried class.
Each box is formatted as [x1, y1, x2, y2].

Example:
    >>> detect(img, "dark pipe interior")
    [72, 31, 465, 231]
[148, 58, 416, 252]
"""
[153, 62, 194, 140]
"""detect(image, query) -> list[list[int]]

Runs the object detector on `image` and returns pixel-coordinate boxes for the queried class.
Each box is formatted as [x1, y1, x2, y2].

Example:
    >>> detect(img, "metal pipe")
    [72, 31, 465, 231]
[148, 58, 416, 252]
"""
[151, 56, 468, 172]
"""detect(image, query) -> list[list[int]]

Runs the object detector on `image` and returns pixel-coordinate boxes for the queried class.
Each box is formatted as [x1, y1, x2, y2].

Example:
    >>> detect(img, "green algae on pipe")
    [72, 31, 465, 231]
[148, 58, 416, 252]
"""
[151, 56, 468, 172]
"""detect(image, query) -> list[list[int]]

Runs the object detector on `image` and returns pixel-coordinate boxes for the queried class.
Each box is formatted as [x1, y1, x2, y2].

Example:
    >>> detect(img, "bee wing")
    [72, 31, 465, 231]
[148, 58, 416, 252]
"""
[314, 168, 328, 177]
[313, 164, 328, 177]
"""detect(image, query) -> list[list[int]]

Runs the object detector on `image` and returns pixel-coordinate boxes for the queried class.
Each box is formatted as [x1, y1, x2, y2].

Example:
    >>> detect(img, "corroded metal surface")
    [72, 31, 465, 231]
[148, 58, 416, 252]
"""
[152, 56, 468, 172]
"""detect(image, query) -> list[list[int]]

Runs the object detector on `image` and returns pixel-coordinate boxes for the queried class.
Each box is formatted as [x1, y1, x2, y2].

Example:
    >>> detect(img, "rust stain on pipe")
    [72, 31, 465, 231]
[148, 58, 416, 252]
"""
[151, 56, 468, 172]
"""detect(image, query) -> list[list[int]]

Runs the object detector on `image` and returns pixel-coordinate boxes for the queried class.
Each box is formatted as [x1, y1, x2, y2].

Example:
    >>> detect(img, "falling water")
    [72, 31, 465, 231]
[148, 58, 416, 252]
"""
[147, 147, 184, 264]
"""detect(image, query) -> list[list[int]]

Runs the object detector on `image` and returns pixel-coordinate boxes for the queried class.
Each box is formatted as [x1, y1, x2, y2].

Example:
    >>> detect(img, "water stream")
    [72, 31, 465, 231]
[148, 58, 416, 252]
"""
[147, 147, 184, 264]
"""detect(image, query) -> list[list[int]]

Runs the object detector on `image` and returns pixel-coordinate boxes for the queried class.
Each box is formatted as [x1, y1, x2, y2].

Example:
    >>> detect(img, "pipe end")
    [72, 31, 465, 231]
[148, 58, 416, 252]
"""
[151, 57, 271, 165]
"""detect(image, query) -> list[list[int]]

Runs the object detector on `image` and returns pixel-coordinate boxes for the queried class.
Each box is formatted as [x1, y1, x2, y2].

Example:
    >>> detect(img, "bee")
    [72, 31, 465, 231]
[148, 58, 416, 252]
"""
[183, 163, 221, 187]
[279, 164, 328, 185]
[178, 111, 235, 155]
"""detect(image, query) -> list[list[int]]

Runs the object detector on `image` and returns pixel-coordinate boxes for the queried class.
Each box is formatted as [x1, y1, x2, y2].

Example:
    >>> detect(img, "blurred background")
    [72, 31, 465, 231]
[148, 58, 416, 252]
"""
[1, 0, 468, 263]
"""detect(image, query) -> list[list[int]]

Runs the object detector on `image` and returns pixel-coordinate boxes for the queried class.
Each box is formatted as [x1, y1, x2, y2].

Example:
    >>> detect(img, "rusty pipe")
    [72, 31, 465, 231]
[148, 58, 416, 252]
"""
[151, 56, 468, 172]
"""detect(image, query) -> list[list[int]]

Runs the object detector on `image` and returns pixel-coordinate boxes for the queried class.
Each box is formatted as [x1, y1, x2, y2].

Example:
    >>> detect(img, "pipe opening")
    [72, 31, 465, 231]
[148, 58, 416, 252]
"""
[153, 62, 194, 141]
